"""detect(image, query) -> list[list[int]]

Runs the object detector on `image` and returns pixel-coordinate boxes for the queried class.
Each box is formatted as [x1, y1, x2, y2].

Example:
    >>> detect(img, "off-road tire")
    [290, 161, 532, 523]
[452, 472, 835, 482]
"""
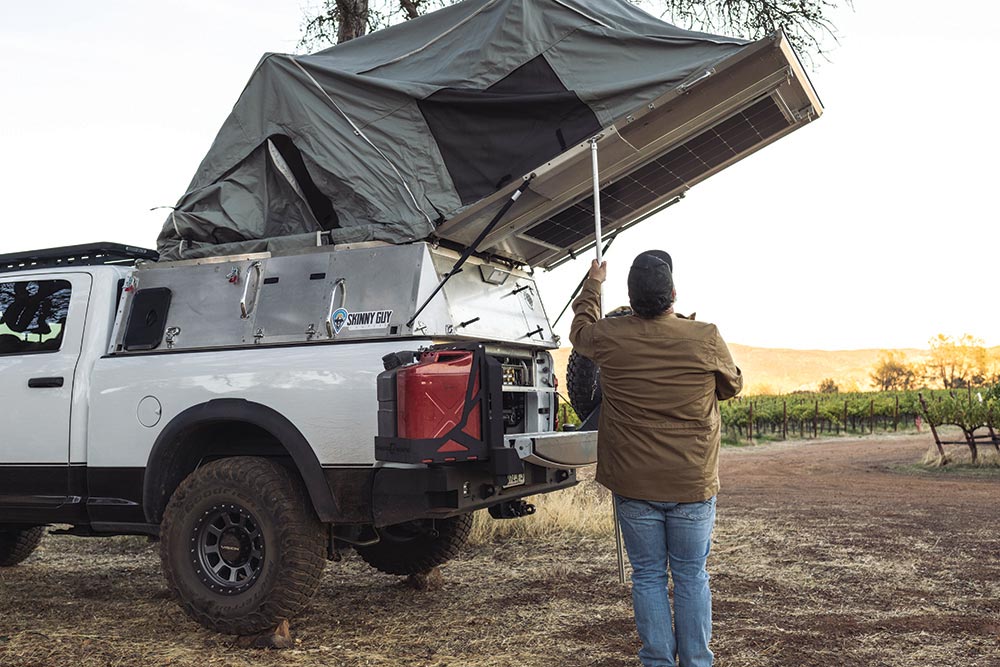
[566, 307, 634, 419]
[159, 457, 326, 635]
[566, 350, 602, 419]
[0, 525, 44, 567]
[356, 514, 472, 576]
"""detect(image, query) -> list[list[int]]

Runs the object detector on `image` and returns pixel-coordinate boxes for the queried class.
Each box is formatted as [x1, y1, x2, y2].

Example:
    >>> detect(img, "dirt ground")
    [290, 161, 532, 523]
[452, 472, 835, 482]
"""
[1, 434, 998, 667]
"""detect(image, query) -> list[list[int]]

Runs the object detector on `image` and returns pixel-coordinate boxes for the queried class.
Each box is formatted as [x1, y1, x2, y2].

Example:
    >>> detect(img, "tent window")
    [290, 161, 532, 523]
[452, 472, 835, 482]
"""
[267, 135, 339, 231]
[418, 54, 601, 205]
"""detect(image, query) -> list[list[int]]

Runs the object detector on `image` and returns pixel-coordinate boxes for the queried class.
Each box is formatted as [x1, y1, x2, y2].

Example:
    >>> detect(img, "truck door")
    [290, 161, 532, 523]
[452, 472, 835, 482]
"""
[0, 274, 91, 520]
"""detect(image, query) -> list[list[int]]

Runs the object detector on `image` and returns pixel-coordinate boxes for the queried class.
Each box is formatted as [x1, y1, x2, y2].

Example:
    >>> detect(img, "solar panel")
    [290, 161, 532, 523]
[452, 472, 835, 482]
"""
[523, 95, 790, 249]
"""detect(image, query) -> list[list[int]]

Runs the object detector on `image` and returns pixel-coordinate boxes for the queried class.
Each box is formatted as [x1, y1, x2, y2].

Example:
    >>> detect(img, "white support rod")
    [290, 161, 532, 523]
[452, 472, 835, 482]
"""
[591, 135, 626, 587]
[590, 138, 604, 267]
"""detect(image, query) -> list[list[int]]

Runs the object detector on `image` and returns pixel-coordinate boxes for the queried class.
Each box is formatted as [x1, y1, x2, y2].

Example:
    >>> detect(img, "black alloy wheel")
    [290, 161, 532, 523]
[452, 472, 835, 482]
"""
[193, 503, 265, 594]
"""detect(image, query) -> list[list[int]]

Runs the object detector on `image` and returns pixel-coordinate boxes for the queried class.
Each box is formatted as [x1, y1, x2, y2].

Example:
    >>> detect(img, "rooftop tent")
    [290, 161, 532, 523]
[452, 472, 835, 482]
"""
[157, 0, 822, 266]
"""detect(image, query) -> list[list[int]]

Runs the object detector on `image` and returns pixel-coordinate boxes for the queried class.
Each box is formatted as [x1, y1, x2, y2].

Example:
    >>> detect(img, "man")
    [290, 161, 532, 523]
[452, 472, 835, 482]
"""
[570, 251, 743, 667]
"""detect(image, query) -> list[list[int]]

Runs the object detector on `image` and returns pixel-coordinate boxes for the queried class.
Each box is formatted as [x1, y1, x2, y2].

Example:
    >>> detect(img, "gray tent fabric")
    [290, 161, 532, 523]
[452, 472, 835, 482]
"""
[157, 0, 750, 261]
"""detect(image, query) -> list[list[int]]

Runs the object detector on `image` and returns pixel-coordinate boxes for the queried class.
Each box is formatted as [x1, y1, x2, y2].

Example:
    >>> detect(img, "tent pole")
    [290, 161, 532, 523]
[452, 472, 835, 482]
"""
[590, 135, 626, 588]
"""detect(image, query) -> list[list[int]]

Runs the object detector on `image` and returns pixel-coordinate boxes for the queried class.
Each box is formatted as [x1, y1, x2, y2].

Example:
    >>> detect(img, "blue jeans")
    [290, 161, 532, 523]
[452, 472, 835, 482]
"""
[614, 494, 716, 667]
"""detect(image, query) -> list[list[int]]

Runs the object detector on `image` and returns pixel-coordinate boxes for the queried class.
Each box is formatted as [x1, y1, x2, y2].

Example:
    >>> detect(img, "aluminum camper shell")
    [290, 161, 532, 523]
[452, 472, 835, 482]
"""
[109, 242, 557, 355]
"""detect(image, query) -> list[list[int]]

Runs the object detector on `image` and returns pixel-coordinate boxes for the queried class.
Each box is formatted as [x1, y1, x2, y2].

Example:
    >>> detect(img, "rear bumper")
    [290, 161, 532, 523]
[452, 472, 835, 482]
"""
[370, 429, 595, 526]
[371, 460, 578, 527]
[324, 429, 596, 527]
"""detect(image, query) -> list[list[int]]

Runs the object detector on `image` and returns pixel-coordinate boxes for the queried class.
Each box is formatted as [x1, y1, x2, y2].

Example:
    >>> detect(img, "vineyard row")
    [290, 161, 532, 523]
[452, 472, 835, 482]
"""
[719, 390, 958, 442]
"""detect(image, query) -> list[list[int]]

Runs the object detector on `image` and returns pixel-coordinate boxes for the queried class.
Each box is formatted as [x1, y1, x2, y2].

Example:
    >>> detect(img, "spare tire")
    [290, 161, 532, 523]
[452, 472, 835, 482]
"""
[566, 350, 602, 419]
[566, 306, 633, 418]
[356, 514, 472, 576]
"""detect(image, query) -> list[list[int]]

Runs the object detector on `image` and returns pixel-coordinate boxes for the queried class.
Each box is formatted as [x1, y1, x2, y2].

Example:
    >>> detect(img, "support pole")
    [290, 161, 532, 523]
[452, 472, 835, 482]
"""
[591, 136, 625, 587]
[591, 138, 604, 268]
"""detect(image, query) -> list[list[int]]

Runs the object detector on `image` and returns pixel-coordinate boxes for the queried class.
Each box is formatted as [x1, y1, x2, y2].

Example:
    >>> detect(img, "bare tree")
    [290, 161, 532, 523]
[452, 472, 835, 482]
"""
[301, 0, 450, 48]
[299, 0, 847, 57]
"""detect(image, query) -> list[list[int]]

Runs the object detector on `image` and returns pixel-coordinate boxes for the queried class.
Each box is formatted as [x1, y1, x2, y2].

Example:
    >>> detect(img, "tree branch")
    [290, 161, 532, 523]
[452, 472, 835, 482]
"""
[300, 0, 847, 59]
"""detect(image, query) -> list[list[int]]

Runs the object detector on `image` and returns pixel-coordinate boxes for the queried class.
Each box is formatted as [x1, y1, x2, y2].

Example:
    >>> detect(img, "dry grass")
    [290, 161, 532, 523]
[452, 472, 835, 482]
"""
[2, 437, 998, 667]
[920, 443, 1000, 469]
[469, 474, 614, 545]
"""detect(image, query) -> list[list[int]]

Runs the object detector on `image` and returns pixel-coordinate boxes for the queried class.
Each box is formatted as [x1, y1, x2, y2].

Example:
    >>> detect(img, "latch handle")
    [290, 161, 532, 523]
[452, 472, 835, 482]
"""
[239, 261, 263, 319]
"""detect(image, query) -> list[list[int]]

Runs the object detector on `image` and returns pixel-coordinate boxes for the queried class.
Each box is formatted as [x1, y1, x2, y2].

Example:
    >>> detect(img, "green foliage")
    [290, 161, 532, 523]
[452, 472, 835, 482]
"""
[921, 389, 999, 432]
[722, 389, 954, 441]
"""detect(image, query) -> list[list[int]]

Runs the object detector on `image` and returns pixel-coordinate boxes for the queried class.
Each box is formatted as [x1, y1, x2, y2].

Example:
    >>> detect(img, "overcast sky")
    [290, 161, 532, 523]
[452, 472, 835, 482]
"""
[1, 0, 995, 350]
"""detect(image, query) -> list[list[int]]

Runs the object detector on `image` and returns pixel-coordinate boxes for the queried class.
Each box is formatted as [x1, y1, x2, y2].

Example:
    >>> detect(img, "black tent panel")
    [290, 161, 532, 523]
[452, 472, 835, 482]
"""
[418, 54, 601, 204]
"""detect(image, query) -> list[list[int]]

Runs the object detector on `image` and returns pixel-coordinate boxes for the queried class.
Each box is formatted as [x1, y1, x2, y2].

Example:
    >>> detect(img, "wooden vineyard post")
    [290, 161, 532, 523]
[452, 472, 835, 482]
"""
[894, 395, 899, 432]
[987, 409, 1000, 453]
[870, 399, 875, 434]
[748, 401, 753, 443]
[782, 399, 787, 440]
[919, 393, 946, 459]
[965, 430, 979, 463]
[813, 400, 819, 438]
[843, 400, 849, 434]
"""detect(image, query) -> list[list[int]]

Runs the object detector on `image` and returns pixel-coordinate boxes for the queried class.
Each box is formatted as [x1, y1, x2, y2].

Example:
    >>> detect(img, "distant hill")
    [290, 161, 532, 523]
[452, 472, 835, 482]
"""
[550, 345, 932, 396]
[726, 344, 928, 394]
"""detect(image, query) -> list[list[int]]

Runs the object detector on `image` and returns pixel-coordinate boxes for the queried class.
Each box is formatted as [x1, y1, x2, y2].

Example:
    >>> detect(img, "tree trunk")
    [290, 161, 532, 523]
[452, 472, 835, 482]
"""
[400, 0, 421, 19]
[336, 0, 369, 43]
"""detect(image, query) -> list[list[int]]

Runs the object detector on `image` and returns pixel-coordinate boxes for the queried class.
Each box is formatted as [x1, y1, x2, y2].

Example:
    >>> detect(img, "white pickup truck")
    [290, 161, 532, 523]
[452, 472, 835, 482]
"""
[0, 241, 596, 634]
[0, 18, 823, 635]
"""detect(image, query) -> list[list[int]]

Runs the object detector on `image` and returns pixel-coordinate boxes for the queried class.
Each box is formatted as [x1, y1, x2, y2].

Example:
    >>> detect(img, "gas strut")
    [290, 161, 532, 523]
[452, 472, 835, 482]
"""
[406, 176, 535, 329]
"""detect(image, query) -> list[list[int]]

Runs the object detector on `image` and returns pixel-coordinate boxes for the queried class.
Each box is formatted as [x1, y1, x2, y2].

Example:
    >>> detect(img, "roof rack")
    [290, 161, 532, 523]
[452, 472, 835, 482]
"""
[0, 242, 159, 274]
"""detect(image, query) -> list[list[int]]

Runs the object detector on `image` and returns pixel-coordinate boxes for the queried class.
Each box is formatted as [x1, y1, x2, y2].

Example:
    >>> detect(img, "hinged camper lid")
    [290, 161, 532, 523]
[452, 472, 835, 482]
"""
[432, 32, 822, 269]
[156, 0, 818, 266]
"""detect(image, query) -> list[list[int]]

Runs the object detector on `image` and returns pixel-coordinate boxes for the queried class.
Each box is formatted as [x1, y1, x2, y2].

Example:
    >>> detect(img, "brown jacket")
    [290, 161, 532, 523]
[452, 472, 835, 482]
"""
[569, 279, 743, 502]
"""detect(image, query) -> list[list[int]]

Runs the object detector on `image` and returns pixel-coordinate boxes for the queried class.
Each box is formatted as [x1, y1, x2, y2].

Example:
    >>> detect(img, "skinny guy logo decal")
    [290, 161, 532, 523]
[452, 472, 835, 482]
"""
[331, 308, 393, 335]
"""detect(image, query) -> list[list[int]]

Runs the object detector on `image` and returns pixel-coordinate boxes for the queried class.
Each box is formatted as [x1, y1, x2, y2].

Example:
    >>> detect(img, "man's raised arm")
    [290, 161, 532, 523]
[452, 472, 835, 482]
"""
[569, 260, 606, 360]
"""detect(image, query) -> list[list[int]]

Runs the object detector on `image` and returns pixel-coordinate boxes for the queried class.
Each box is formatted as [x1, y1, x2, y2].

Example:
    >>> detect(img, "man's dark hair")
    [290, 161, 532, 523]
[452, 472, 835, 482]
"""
[628, 250, 674, 318]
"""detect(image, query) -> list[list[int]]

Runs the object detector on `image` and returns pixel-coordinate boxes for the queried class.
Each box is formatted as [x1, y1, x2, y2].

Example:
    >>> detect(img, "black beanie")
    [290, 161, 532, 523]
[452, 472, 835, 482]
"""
[628, 250, 674, 318]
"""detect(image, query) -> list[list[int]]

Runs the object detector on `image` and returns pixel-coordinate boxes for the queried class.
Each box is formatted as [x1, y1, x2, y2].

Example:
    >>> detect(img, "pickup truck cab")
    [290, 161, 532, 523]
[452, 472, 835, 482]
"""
[0, 242, 596, 634]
